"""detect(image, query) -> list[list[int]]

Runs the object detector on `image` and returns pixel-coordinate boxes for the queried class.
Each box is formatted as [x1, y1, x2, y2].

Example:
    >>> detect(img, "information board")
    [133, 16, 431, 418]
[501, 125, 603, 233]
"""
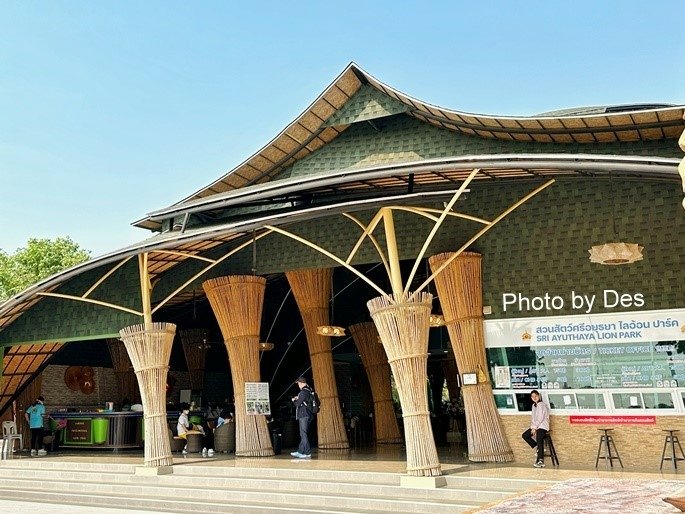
[245, 382, 271, 415]
[64, 418, 93, 444]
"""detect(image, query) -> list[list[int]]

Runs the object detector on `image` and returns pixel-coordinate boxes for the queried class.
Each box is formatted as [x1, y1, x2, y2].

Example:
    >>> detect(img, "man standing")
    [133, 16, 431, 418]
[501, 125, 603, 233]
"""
[291, 376, 313, 459]
[521, 390, 550, 468]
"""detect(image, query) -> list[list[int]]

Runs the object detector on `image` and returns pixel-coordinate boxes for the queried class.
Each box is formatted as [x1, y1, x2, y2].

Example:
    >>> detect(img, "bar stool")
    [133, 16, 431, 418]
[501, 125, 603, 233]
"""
[595, 428, 623, 468]
[660, 429, 685, 470]
[543, 431, 559, 466]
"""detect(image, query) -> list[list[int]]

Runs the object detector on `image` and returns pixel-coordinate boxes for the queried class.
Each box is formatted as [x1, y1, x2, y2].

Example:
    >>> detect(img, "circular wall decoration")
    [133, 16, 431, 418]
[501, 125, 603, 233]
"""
[64, 366, 82, 391]
[81, 366, 94, 379]
[80, 379, 95, 395]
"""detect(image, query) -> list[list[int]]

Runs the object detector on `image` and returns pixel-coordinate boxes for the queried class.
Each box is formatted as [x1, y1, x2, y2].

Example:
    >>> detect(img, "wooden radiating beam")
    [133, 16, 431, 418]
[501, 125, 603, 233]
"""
[83, 257, 133, 298]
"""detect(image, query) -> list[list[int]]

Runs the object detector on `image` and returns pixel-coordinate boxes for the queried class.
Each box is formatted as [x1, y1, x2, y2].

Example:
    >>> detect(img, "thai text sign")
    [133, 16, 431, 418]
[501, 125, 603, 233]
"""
[485, 309, 684, 348]
[569, 415, 656, 425]
[64, 418, 93, 444]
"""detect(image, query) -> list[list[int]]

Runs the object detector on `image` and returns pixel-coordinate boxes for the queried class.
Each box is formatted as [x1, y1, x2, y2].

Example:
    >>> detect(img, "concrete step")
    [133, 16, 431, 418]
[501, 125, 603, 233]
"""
[0, 466, 511, 504]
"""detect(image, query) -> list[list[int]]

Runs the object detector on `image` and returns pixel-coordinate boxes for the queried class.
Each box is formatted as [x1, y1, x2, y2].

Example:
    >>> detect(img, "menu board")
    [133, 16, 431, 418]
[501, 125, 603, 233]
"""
[489, 341, 685, 390]
[64, 418, 93, 444]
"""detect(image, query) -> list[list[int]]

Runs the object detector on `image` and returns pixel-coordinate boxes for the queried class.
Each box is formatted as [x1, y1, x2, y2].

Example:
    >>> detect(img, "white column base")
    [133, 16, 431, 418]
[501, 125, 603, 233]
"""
[400, 475, 447, 488]
[135, 465, 174, 476]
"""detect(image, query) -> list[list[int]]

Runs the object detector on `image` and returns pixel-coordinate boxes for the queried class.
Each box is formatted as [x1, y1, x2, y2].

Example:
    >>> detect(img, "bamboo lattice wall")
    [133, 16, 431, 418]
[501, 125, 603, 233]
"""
[429, 252, 513, 462]
[202, 275, 274, 457]
[349, 322, 402, 444]
[107, 339, 139, 403]
[119, 322, 176, 467]
[178, 329, 209, 392]
[368, 292, 441, 476]
[286, 268, 349, 449]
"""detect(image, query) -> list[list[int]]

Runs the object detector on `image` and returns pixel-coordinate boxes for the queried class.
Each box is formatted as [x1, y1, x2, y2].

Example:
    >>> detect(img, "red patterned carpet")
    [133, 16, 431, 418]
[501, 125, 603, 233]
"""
[478, 478, 685, 513]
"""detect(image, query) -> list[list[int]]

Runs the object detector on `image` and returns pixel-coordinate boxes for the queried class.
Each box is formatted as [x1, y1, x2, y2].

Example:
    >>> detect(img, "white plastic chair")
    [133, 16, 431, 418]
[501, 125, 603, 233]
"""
[2, 421, 23, 452]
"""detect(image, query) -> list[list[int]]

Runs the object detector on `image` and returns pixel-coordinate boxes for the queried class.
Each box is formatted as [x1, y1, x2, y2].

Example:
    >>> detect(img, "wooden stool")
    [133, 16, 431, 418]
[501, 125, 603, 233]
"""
[660, 429, 685, 470]
[595, 428, 623, 468]
[543, 431, 559, 466]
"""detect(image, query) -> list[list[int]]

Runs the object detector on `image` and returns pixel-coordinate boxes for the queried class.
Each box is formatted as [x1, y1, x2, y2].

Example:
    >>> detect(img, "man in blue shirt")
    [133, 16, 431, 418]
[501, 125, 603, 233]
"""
[25, 396, 46, 456]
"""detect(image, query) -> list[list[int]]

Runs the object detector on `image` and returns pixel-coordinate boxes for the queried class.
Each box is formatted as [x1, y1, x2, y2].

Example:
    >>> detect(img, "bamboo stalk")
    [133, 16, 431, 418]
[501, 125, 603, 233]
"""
[367, 293, 441, 476]
[202, 276, 274, 457]
[107, 338, 139, 403]
[286, 268, 349, 450]
[179, 329, 209, 392]
[349, 322, 402, 444]
[428, 252, 513, 463]
[119, 322, 176, 467]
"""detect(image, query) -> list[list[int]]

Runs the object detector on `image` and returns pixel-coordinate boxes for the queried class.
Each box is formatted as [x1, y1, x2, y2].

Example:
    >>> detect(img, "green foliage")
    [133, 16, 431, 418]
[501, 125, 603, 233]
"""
[0, 237, 90, 301]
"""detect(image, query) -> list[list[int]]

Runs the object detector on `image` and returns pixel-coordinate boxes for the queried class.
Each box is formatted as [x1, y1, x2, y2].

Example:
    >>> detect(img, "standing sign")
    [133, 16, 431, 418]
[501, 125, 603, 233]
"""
[245, 382, 271, 415]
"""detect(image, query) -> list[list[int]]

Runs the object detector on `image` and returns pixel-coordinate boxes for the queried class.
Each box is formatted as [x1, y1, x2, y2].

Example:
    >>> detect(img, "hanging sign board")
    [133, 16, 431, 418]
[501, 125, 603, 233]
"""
[245, 382, 271, 416]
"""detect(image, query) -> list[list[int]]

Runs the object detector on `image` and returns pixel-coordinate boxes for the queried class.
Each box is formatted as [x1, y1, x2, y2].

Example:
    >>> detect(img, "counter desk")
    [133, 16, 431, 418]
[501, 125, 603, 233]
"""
[50, 411, 181, 449]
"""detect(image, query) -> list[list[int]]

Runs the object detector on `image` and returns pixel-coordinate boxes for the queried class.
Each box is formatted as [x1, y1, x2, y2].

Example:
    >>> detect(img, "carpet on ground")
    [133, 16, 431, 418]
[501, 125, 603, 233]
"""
[477, 478, 684, 514]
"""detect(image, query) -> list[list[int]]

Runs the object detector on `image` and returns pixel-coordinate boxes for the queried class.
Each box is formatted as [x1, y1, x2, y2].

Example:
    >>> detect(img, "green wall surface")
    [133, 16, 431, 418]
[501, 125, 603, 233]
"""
[274, 114, 681, 182]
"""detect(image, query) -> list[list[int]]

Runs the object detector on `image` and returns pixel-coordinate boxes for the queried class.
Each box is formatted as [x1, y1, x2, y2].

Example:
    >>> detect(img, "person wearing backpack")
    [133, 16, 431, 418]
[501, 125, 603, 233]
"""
[290, 376, 314, 459]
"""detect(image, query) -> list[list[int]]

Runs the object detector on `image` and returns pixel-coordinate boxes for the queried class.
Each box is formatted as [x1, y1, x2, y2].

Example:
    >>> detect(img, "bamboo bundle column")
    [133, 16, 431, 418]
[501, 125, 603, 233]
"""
[179, 329, 209, 392]
[107, 339, 139, 403]
[119, 322, 176, 467]
[202, 276, 274, 457]
[349, 322, 402, 444]
[367, 292, 441, 476]
[429, 252, 513, 463]
[286, 268, 349, 450]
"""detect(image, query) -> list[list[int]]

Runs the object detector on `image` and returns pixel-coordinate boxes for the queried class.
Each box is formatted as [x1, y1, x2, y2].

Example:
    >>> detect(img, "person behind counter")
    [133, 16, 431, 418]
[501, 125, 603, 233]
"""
[25, 396, 48, 456]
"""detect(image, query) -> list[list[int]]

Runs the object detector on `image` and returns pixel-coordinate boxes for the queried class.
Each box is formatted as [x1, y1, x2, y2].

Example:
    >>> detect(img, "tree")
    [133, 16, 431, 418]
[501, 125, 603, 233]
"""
[0, 237, 90, 302]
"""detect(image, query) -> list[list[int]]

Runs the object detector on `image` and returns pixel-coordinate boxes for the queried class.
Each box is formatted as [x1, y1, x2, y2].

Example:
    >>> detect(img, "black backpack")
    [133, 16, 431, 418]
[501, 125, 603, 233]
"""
[307, 390, 321, 415]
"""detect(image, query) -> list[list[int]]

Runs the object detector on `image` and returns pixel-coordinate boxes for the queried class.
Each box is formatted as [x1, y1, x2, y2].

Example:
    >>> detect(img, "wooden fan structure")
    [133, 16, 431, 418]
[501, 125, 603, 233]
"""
[286, 268, 349, 450]
[349, 322, 402, 445]
[430, 252, 512, 462]
[265, 169, 554, 478]
[63, 366, 96, 395]
[203, 275, 274, 457]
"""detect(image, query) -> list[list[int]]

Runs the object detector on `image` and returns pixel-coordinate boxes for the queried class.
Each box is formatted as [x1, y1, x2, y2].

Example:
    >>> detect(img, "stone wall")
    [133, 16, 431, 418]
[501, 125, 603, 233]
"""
[500, 414, 681, 469]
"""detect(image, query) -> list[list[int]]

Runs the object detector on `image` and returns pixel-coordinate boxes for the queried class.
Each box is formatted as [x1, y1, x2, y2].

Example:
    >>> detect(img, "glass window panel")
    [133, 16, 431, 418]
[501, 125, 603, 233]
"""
[612, 393, 644, 409]
[547, 393, 577, 410]
[643, 392, 675, 409]
[576, 393, 606, 409]
[494, 394, 516, 410]
[516, 393, 534, 412]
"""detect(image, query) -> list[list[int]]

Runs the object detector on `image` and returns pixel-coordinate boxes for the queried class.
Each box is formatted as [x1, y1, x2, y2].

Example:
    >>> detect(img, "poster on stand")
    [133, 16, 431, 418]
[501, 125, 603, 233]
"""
[245, 382, 271, 415]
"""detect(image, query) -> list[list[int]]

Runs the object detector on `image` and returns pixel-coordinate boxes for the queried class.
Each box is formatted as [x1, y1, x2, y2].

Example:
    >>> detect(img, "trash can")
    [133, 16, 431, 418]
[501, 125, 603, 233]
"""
[271, 430, 282, 455]
[93, 418, 109, 445]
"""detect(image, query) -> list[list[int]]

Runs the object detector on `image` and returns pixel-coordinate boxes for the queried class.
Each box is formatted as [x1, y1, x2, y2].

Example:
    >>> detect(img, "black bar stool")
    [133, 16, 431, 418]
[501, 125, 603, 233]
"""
[543, 431, 559, 466]
[660, 429, 685, 470]
[595, 428, 623, 468]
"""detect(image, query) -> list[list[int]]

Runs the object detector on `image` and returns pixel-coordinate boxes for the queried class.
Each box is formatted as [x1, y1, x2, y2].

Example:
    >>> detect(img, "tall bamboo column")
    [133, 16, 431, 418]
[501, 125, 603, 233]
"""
[429, 252, 513, 462]
[442, 357, 460, 401]
[202, 275, 274, 457]
[349, 322, 402, 444]
[286, 268, 349, 449]
[107, 339, 139, 403]
[179, 329, 209, 392]
[367, 292, 441, 476]
[119, 322, 176, 467]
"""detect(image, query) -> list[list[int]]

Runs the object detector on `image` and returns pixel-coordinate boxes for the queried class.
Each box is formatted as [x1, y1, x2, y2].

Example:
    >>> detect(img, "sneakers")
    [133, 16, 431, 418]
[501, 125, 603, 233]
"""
[534, 460, 545, 468]
[290, 451, 301, 457]
[297, 453, 311, 459]
[30, 449, 37, 457]
[182, 449, 188, 455]
[207, 449, 214, 457]
[202, 447, 208, 456]
[37, 449, 47, 457]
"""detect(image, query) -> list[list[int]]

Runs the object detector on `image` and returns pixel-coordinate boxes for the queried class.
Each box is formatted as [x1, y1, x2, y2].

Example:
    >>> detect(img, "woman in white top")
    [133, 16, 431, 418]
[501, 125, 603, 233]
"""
[521, 390, 550, 468]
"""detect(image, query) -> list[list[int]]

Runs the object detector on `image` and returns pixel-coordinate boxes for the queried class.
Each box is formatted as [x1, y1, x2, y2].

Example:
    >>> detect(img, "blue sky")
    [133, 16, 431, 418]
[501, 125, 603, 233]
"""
[2, 1, 684, 256]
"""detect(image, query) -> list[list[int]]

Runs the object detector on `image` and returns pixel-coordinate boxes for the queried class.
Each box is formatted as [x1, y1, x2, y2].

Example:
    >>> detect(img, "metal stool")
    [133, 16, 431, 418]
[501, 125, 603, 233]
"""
[660, 429, 685, 470]
[595, 428, 623, 468]
[543, 432, 559, 466]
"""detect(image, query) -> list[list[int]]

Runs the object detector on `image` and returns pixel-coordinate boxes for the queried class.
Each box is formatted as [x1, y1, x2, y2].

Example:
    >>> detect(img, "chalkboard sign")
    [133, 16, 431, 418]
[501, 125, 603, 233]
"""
[64, 418, 93, 445]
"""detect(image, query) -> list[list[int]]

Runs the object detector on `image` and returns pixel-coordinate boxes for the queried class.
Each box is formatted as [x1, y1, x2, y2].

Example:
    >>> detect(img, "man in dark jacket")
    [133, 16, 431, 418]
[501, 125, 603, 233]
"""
[290, 376, 313, 458]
